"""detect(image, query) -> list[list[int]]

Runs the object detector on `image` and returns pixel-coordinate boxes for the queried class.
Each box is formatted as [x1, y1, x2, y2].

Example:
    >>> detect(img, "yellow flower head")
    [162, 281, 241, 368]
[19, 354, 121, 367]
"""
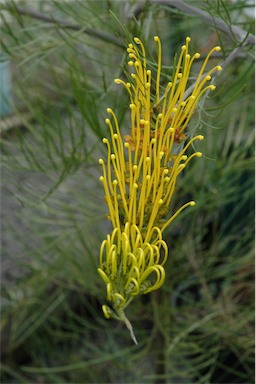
[98, 36, 221, 342]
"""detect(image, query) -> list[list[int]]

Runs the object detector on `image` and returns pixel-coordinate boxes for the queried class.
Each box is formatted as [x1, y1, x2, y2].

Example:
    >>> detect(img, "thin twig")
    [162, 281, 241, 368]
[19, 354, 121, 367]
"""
[119, 310, 138, 345]
[1, 3, 125, 48]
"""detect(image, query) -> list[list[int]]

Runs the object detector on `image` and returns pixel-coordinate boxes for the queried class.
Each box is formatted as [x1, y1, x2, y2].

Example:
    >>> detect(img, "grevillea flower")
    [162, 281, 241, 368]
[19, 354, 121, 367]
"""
[98, 36, 221, 343]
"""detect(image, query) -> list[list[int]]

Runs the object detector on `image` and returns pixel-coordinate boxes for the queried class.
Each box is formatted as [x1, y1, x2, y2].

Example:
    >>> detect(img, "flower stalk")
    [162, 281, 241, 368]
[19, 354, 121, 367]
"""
[98, 36, 222, 343]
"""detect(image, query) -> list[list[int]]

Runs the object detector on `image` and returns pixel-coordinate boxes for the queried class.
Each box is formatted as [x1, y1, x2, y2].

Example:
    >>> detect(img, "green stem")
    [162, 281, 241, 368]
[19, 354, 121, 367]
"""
[119, 309, 138, 345]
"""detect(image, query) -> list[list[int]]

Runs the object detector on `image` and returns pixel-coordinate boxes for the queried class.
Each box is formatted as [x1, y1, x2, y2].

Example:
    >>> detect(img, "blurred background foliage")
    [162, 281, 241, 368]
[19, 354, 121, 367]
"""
[0, 0, 254, 383]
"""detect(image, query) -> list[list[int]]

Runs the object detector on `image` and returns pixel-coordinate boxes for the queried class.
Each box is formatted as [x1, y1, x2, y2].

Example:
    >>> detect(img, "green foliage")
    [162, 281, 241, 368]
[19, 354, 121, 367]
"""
[1, 0, 254, 383]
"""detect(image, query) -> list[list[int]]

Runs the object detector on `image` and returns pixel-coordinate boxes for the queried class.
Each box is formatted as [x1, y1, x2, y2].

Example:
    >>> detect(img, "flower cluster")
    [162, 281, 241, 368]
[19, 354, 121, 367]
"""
[98, 36, 221, 342]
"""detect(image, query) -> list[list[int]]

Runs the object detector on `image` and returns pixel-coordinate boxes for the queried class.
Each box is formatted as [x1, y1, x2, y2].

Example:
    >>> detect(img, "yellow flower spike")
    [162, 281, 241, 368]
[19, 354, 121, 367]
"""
[97, 36, 221, 343]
